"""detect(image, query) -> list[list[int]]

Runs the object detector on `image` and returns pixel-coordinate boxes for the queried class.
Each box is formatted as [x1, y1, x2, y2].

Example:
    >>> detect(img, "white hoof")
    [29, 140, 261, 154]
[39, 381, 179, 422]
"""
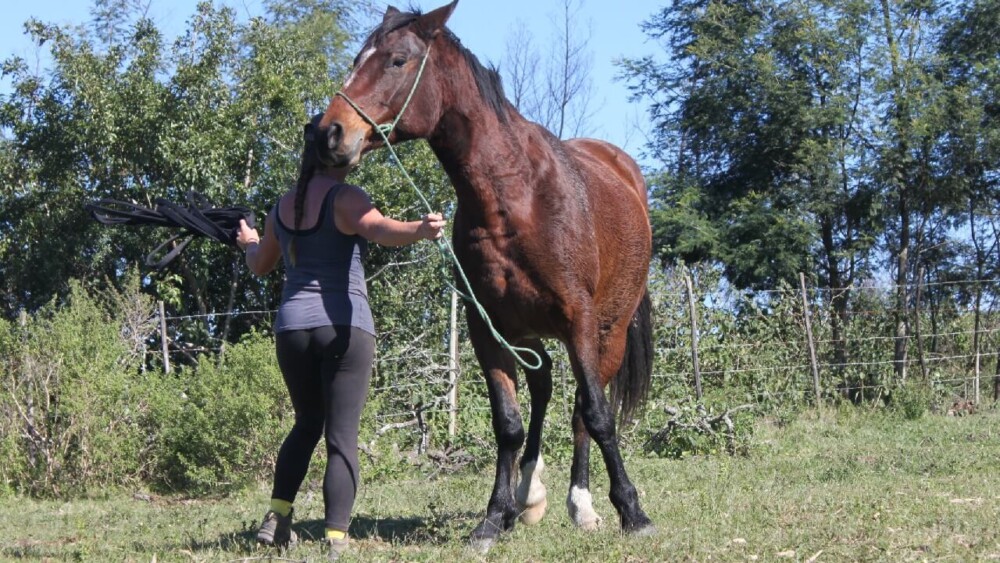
[515, 458, 548, 525]
[519, 496, 548, 525]
[468, 537, 494, 555]
[567, 486, 603, 531]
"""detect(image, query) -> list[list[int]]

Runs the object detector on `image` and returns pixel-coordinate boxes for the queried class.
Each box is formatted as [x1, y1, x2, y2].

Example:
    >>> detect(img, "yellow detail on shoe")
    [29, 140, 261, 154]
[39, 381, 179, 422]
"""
[269, 498, 293, 517]
[326, 529, 347, 540]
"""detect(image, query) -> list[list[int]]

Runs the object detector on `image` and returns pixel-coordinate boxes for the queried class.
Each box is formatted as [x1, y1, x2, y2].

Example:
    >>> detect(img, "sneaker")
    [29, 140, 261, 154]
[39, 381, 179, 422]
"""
[257, 509, 297, 546]
[328, 536, 349, 560]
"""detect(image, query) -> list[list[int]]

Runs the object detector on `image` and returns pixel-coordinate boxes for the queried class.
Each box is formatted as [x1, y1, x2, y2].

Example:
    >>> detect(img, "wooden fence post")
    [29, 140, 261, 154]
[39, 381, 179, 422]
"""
[683, 268, 703, 400]
[159, 301, 171, 374]
[799, 272, 821, 405]
[913, 265, 928, 381]
[448, 290, 460, 438]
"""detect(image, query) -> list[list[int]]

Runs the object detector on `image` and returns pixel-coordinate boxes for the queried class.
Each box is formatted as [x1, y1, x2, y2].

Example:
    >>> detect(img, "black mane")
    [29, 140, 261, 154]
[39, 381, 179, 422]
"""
[366, 9, 509, 122]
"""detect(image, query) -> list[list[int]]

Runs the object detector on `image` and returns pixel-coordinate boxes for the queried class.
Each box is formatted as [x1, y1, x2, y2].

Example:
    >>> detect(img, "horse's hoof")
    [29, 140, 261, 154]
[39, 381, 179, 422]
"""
[577, 517, 602, 531]
[628, 523, 657, 537]
[468, 537, 495, 555]
[519, 497, 548, 525]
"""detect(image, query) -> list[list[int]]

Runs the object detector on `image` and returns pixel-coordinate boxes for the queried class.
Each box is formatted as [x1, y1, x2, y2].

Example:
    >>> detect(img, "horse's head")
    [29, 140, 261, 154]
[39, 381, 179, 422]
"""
[319, 1, 458, 168]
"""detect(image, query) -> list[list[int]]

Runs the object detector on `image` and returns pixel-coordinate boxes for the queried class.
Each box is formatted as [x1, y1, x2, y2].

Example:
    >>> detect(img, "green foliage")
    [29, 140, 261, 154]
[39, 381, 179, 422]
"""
[150, 330, 288, 494]
[0, 280, 155, 497]
[0, 0, 357, 349]
[640, 396, 755, 459]
[888, 381, 937, 420]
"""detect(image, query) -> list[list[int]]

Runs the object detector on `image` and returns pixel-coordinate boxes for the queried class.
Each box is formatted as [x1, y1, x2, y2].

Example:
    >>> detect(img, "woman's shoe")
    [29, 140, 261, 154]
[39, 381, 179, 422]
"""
[257, 509, 297, 546]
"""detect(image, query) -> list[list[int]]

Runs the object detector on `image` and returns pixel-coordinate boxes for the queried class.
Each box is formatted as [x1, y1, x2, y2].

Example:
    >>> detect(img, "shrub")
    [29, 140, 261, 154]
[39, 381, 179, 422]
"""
[0, 281, 155, 497]
[889, 381, 936, 420]
[149, 330, 289, 494]
[640, 396, 755, 458]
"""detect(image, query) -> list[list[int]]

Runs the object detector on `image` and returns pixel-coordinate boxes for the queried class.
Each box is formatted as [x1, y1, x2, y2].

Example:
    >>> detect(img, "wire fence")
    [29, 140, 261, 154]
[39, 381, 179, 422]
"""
[147, 271, 1000, 441]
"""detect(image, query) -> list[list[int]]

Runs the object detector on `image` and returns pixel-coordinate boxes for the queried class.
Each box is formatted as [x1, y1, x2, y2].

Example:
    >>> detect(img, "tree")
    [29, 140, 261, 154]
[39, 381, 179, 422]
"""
[0, 1, 355, 338]
[619, 0, 980, 396]
[937, 0, 1000, 398]
[501, 0, 596, 138]
[621, 0, 881, 296]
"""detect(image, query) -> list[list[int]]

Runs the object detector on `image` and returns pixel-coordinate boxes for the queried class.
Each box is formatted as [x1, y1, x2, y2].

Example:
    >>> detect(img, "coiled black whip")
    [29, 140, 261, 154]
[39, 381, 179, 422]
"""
[85, 191, 257, 269]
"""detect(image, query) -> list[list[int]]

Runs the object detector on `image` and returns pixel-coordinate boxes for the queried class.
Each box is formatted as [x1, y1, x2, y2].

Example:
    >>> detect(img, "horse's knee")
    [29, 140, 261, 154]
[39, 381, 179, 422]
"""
[492, 415, 525, 450]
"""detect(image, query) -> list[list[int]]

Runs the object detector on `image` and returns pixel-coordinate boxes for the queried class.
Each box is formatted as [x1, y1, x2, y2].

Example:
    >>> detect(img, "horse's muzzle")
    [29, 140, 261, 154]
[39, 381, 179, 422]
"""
[319, 121, 364, 169]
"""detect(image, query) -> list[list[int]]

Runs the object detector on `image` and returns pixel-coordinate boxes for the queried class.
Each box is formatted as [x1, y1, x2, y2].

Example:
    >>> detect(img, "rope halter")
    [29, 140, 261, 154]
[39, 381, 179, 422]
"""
[334, 46, 433, 141]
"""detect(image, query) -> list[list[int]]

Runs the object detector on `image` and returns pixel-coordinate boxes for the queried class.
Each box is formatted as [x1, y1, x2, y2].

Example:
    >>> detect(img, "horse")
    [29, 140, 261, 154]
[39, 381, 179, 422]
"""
[319, 1, 656, 549]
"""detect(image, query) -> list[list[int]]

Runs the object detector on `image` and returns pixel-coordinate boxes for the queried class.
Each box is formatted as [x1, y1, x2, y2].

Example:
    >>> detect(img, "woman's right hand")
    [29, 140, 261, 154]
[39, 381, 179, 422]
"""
[236, 219, 261, 250]
[418, 213, 447, 241]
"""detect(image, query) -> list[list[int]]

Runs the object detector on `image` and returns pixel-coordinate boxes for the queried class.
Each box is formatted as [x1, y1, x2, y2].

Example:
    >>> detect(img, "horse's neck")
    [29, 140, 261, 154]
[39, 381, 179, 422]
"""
[428, 108, 543, 225]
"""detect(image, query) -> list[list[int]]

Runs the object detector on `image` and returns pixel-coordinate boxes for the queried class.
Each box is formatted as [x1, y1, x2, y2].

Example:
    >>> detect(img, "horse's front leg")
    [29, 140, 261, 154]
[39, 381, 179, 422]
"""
[467, 314, 523, 552]
[515, 339, 552, 525]
[566, 314, 654, 535]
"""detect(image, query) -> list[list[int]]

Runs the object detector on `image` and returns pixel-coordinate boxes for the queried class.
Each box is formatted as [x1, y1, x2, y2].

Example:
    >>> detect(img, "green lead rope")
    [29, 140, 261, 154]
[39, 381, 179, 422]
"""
[335, 47, 544, 371]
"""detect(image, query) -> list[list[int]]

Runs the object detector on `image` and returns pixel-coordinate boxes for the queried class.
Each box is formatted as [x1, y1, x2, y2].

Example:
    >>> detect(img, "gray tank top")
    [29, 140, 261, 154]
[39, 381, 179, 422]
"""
[273, 185, 375, 336]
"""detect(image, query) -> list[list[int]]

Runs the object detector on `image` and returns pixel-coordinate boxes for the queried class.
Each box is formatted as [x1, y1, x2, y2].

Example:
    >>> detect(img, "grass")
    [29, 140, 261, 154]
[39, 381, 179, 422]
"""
[3, 407, 1000, 561]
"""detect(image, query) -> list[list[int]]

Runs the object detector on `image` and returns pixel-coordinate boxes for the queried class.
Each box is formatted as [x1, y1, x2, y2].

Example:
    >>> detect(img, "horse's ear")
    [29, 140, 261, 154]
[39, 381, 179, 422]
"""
[383, 6, 401, 23]
[414, 0, 458, 40]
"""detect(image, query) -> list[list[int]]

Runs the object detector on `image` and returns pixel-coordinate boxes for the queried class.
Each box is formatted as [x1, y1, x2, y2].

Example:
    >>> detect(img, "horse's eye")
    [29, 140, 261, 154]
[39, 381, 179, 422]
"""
[391, 56, 407, 68]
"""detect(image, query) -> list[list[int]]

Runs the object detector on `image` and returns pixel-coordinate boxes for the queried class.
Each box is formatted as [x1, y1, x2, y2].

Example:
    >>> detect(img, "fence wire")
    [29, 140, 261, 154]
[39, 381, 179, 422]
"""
[149, 273, 1000, 442]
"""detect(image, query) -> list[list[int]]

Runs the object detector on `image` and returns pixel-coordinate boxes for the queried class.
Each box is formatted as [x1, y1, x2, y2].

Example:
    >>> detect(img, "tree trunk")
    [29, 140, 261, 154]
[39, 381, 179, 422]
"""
[880, 0, 910, 382]
[820, 216, 848, 377]
[969, 198, 984, 404]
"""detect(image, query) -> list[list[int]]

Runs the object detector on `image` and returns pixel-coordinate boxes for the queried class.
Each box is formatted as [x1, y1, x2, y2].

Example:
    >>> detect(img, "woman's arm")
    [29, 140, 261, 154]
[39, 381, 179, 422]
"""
[237, 211, 281, 276]
[334, 184, 446, 246]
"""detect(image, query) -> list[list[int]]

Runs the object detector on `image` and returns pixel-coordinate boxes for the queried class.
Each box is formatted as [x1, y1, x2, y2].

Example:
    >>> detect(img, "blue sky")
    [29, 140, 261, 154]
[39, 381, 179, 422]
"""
[0, 1, 662, 159]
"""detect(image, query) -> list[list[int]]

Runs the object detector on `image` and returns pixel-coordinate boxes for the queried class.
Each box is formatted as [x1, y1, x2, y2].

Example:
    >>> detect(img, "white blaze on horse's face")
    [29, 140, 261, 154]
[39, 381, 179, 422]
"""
[343, 46, 376, 89]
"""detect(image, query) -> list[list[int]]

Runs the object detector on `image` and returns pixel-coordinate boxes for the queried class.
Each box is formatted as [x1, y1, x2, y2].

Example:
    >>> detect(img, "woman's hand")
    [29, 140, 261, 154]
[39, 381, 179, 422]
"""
[417, 213, 447, 241]
[240, 213, 281, 276]
[236, 219, 261, 250]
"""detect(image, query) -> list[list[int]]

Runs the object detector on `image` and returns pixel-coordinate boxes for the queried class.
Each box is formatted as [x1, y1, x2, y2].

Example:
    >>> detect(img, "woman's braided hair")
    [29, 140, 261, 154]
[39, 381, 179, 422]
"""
[288, 113, 325, 266]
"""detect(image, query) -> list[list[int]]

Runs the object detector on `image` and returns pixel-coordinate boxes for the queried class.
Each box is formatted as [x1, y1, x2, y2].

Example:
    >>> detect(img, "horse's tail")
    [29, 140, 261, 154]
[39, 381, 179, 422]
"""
[610, 289, 654, 424]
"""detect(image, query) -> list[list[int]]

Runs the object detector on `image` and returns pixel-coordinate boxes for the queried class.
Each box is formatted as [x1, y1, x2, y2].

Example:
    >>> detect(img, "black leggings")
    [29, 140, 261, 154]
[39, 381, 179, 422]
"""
[272, 325, 375, 532]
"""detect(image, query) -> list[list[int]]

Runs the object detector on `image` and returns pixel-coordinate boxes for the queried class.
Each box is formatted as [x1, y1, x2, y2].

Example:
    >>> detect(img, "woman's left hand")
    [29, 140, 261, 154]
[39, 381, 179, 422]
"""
[418, 213, 447, 241]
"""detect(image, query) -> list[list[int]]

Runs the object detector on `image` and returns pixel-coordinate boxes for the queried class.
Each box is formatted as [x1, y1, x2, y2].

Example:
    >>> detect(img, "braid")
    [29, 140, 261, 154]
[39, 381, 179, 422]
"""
[288, 114, 324, 267]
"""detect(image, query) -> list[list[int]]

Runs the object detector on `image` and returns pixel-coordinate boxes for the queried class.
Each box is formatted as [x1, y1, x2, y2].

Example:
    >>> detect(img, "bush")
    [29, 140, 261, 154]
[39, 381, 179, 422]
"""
[0, 281, 156, 497]
[889, 381, 936, 420]
[640, 396, 755, 458]
[150, 330, 289, 494]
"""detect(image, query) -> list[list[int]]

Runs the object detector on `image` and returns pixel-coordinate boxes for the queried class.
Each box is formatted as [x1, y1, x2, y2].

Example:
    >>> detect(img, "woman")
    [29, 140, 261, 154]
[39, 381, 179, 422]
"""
[236, 114, 445, 558]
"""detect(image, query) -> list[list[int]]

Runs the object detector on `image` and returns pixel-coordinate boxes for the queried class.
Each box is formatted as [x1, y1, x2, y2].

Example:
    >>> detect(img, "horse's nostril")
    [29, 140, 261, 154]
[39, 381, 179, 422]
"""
[327, 122, 343, 149]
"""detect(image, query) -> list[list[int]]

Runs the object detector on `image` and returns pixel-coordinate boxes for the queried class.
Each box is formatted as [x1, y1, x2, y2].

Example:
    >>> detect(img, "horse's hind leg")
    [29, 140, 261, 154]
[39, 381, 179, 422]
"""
[566, 318, 654, 534]
[567, 388, 602, 530]
[566, 330, 621, 530]
[467, 314, 523, 552]
[515, 339, 552, 525]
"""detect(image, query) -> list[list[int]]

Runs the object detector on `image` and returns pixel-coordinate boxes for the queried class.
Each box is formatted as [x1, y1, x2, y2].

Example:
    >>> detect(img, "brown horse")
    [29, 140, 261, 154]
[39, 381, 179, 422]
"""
[320, 1, 655, 549]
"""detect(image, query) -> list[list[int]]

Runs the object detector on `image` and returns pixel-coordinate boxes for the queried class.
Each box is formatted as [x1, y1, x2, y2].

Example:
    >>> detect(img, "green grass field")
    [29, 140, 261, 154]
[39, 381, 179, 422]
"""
[4, 407, 1000, 562]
